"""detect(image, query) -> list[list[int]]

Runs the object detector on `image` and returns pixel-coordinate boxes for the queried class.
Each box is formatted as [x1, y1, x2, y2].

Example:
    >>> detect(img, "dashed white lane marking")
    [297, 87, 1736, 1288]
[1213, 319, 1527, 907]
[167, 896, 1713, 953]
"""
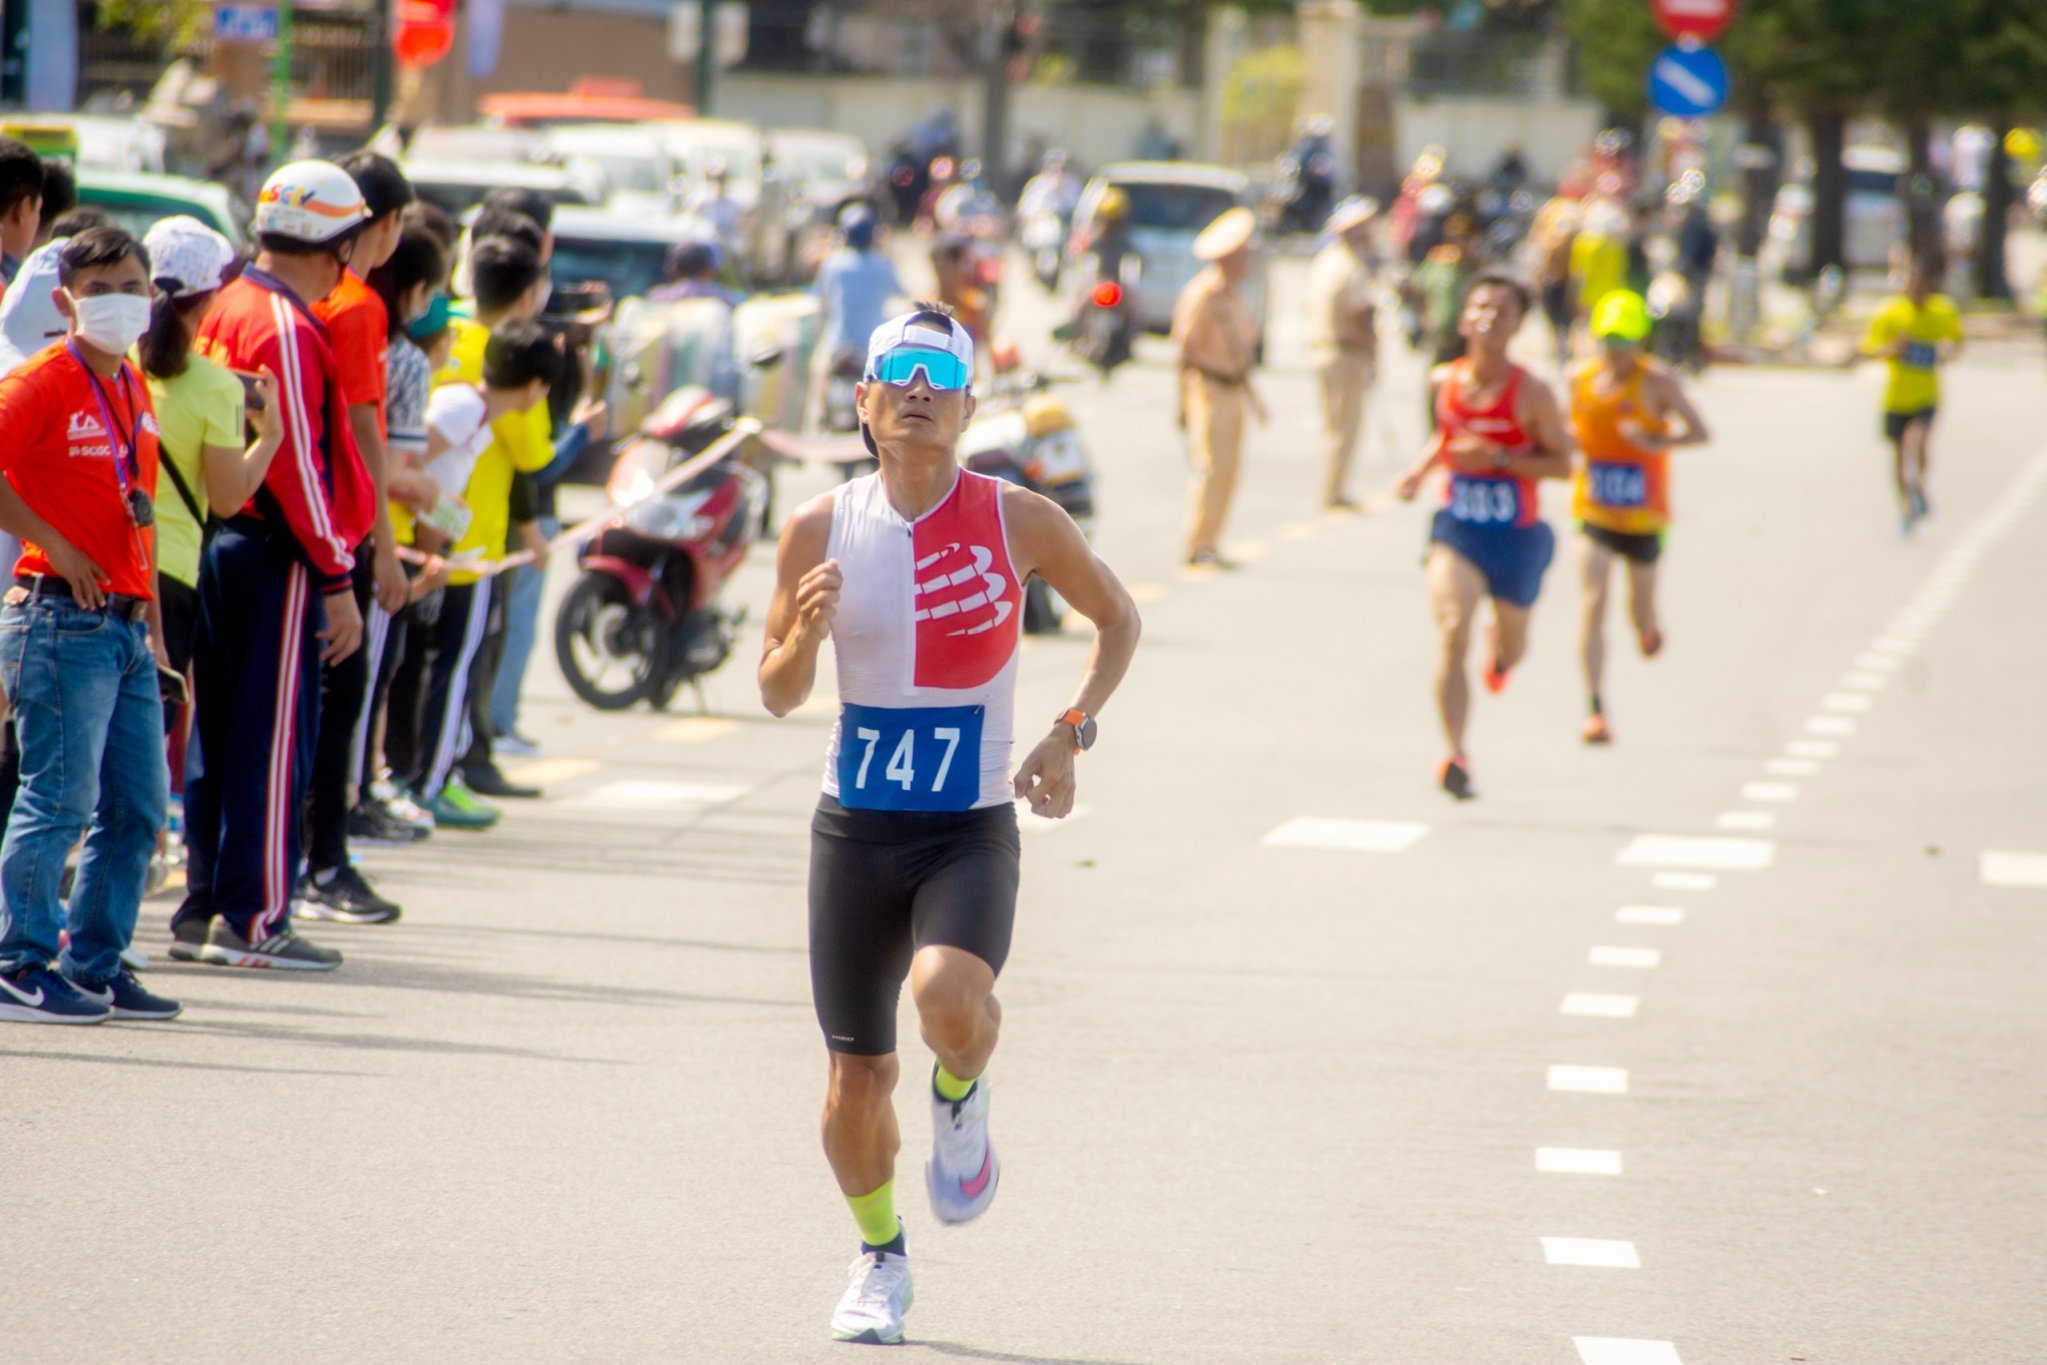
[1872, 634, 1920, 655]
[1588, 946, 1661, 969]
[1562, 993, 1640, 1018]
[1650, 871, 1716, 891]
[1821, 692, 1874, 714]
[1616, 906, 1685, 926]
[1014, 802, 1091, 834]
[1537, 1147, 1623, 1176]
[1787, 739, 1839, 759]
[1740, 782, 1798, 803]
[1262, 817, 1429, 853]
[1715, 810, 1776, 832]
[1840, 672, 1888, 691]
[1854, 652, 1904, 672]
[562, 780, 748, 812]
[1548, 1065, 1628, 1094]
[1619, 834, 1774, 872]
[1765, 759, 1818, 777]
[503, 757, 602, 786]
[1805, 716, 1858, 737]
[1542, 1237, 1640, 1269]
[656, 717, 741, 743]
[1980, 851, 2047, 888]
[1574, 1339, 1684, 1365]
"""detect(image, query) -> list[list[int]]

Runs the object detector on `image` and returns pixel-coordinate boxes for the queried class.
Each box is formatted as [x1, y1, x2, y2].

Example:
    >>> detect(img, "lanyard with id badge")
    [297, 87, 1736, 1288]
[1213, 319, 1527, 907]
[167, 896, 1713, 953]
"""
[67, 343, 153, 531]
[838, 702, 985, 812]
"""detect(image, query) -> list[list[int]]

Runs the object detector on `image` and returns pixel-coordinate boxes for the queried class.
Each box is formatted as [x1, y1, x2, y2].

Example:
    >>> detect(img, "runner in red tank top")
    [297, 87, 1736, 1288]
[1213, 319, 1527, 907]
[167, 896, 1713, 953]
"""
[1397, 274, 1575, 799]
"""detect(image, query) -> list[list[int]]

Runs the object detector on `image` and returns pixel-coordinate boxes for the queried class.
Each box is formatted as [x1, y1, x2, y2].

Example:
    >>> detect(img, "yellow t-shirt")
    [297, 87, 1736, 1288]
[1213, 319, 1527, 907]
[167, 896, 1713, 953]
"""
[433, 318, 551, 585]
[1571, 232, 1627, 316]
[1863, 295, 1963, 414]
[144, 353, 244, 588]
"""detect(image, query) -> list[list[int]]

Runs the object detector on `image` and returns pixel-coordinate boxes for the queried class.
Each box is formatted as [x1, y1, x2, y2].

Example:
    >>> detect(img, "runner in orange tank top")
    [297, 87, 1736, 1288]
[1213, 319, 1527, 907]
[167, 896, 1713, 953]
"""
[1569, 291, 1709, 745]
[1396, 274, 1574, 800]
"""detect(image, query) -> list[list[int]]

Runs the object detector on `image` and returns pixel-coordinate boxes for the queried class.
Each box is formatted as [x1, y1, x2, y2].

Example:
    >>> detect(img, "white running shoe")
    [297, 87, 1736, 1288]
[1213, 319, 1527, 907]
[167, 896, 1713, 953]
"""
[830, 1246, 913, 1344]
[926, 1072, 999, 1224]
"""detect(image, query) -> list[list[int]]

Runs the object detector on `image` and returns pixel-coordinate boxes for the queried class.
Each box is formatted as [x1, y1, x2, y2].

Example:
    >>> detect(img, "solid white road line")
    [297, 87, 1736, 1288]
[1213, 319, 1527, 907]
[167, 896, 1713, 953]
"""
[1765, 759, 1819, 777]
[1548, 1065, 1628, 1094]
[1537, 1147, 1623, 1175]
[1650, 871, 1716, 891]
[656, 717, 741, 743]
[1787, 739, 1839, 759]
[1588, 946, 1661, 969]
[1741, 782, 1798, 802]
[1619, 834, 1774, 872]
[1715, 811, 1776, 831]
[1542, 1237, 1640, 1269]
[1616, 906, 1685, 926]
[1574, 1339, 1684, 1365]
[1262, 817, 1429, 853]
[1980, 851, 2047, 889]
[1562, 993, 1640, 1018]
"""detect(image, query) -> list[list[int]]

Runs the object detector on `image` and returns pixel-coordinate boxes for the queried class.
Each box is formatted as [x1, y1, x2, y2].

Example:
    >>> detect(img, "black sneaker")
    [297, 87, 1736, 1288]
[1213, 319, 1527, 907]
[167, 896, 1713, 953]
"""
[348, 798, 430, 846]
[201, 921, 344, 971]
[167, 916, 210, 963]
[297, 866, 403, 925]
[0, 965, 111, 1024]
[461, 761, 541, 800]
[69, 967, 181, 1021]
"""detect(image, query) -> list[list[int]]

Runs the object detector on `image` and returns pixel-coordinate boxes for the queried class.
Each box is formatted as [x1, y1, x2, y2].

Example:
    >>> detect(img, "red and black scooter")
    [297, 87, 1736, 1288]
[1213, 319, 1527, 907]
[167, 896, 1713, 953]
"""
[553, 387, 768, 711]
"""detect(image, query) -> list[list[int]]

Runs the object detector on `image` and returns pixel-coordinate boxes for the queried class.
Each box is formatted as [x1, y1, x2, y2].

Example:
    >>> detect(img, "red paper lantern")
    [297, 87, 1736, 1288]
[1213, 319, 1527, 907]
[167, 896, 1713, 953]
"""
[394, 0, 456, 68]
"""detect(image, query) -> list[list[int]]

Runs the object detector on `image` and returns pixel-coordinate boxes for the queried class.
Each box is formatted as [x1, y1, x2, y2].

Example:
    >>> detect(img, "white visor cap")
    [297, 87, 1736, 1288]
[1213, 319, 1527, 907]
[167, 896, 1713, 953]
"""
[864, 309, 975, 388]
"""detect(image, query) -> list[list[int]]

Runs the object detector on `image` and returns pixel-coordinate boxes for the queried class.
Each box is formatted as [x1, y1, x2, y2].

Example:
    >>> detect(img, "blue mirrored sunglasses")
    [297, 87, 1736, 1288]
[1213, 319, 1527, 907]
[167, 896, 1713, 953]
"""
[867, 345, 971, 392]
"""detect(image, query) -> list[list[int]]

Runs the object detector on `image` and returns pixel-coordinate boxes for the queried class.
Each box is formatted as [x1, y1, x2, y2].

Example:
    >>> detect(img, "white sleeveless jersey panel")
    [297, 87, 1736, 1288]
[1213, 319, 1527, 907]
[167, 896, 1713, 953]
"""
[822, 470, 1023, 810]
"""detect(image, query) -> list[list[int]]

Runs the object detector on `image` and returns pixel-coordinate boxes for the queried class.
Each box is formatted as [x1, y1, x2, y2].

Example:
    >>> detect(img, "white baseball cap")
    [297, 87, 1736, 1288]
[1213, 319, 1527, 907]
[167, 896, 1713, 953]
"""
[143, 216, 236, 298]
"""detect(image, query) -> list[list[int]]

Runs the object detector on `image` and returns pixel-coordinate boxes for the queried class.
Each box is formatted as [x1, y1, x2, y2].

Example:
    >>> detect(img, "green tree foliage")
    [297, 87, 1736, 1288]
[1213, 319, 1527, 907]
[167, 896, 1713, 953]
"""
[94, 0, 213, 50]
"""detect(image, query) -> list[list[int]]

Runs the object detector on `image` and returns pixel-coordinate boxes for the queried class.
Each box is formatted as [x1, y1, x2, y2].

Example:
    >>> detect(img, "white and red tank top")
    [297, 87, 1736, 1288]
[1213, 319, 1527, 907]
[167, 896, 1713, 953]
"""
[1436, 360, 1541, 530]
[822, 469, 1023, 812]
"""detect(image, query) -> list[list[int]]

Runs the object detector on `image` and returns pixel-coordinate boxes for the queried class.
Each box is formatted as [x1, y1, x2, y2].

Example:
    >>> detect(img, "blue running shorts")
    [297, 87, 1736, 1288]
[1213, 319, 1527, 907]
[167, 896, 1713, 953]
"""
[1429, 510, 1556, 609]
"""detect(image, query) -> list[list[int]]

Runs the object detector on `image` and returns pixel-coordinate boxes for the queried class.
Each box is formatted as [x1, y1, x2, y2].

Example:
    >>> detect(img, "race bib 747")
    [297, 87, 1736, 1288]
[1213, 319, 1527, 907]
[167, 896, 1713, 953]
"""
[837, 703, 985, 812]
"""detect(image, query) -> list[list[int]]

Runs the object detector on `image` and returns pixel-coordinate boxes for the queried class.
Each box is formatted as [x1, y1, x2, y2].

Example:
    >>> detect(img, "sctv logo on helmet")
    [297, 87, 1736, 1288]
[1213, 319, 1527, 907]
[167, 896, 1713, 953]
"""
[262, 185, 317, 207]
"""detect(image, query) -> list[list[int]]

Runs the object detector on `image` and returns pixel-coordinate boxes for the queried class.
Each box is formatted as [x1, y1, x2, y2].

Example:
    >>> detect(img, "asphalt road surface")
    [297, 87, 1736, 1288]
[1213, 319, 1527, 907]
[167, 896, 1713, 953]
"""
[10, 252, 2047, 1365]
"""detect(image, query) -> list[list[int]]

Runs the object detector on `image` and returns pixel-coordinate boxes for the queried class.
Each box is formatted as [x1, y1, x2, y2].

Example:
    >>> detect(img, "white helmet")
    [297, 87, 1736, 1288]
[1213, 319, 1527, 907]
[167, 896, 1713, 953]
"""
[254, 160, 369, 244]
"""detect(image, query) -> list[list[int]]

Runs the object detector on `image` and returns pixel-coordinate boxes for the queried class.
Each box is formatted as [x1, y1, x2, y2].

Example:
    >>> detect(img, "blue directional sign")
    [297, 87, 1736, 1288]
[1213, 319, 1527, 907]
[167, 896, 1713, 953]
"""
[215, 5, 279, 43]
[1647, 42, 1729, 118]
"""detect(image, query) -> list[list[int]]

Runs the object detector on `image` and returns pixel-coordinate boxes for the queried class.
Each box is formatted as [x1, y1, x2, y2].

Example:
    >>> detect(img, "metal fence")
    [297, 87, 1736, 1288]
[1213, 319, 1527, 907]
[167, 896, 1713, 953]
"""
[78, 14, 374, 107]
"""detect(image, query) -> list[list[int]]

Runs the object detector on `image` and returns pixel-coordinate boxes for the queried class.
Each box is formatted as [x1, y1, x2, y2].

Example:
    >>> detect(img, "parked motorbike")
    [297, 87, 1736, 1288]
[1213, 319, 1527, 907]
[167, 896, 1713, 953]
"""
[1266, 132, 1338, 236]
[1021, 209, 1070, 292]
[956, 360, 1097, 634]
[554, 388, 768, 711]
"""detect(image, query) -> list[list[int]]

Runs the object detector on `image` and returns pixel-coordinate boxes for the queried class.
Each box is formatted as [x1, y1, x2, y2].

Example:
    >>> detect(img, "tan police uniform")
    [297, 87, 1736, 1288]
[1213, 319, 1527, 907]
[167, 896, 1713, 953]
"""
[1306, 202, 1379, 507]
[1173, 208, 1260, 561]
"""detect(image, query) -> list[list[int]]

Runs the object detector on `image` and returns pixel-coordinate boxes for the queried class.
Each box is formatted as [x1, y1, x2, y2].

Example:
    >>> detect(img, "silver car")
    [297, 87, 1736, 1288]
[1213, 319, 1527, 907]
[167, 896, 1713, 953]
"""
[1067, 162, 1269, 340]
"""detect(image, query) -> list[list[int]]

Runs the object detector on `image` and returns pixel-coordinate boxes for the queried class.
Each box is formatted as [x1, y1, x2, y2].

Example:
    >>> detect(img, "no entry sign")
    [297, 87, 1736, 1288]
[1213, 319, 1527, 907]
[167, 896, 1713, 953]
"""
[1653, 0, 1736, 43]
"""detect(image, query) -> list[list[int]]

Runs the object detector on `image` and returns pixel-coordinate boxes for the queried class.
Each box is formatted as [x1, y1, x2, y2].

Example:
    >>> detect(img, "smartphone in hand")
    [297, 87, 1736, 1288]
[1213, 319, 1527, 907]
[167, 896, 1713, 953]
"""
[230, 369, 268, 413]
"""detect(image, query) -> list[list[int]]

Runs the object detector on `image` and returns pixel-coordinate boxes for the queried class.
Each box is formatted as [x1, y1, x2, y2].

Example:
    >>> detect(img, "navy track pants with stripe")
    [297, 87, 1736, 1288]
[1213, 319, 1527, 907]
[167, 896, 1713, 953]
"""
[174, 525, 323, 942]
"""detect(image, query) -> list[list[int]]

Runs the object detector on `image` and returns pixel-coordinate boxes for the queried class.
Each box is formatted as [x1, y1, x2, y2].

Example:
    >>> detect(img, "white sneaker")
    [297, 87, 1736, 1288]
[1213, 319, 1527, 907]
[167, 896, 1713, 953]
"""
[830, 1246, 913, 1344]
[118, 945, 149, 972]
[926, 1071, 999, 1224]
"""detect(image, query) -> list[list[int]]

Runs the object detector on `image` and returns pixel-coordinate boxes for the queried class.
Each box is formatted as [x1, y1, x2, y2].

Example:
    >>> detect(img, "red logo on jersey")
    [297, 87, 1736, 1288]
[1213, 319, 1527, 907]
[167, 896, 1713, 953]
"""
[910, 478, 1020, 689]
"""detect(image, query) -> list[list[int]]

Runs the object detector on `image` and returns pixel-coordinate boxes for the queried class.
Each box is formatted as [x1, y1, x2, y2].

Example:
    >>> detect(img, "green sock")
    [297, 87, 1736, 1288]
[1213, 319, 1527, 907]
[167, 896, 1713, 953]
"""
[847, 1181, 898, 1248]
[933, 1063, 977, 1102]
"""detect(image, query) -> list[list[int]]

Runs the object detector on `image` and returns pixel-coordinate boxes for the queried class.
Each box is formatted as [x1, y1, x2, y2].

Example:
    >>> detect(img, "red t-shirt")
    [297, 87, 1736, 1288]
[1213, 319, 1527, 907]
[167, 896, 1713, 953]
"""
[312, 268, 389, 437]
[0, 343, 161, 600]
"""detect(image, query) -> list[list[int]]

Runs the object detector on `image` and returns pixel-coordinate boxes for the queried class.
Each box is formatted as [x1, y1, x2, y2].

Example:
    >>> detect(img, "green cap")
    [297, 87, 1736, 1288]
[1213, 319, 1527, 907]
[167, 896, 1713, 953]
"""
[1591, 289, 1652, 343]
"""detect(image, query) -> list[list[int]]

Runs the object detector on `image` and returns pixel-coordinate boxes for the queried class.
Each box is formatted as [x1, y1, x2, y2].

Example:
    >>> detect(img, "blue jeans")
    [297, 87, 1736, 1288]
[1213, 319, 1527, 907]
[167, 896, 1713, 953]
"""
[0, 598, 167, 982]
[488, 513, 556, 737]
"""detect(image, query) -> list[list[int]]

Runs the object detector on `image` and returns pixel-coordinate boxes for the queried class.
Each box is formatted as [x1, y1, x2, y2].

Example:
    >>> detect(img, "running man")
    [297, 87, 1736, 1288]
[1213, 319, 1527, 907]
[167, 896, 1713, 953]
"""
[1863, 256, 1962, 535]
[1568, 291, 1709, 745]
[759, 305, 1141, 1345]
[1397, 274, 1574, 799]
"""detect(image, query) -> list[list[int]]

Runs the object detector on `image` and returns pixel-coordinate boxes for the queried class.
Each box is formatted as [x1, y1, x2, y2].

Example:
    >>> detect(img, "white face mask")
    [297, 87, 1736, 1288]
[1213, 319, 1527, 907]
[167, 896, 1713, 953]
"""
[69, 292, 152, 355]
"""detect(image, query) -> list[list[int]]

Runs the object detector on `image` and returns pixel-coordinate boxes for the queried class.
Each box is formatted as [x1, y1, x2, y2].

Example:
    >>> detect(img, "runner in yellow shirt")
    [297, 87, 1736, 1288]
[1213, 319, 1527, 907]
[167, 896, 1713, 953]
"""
[1862, 258, 1963, 536]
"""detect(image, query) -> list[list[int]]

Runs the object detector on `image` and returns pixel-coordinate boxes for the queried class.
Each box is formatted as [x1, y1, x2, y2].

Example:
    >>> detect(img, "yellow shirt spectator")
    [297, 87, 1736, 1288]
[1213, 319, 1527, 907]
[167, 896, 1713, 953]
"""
[433, 317, 553, 585]
[144, 352, 244, 589]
